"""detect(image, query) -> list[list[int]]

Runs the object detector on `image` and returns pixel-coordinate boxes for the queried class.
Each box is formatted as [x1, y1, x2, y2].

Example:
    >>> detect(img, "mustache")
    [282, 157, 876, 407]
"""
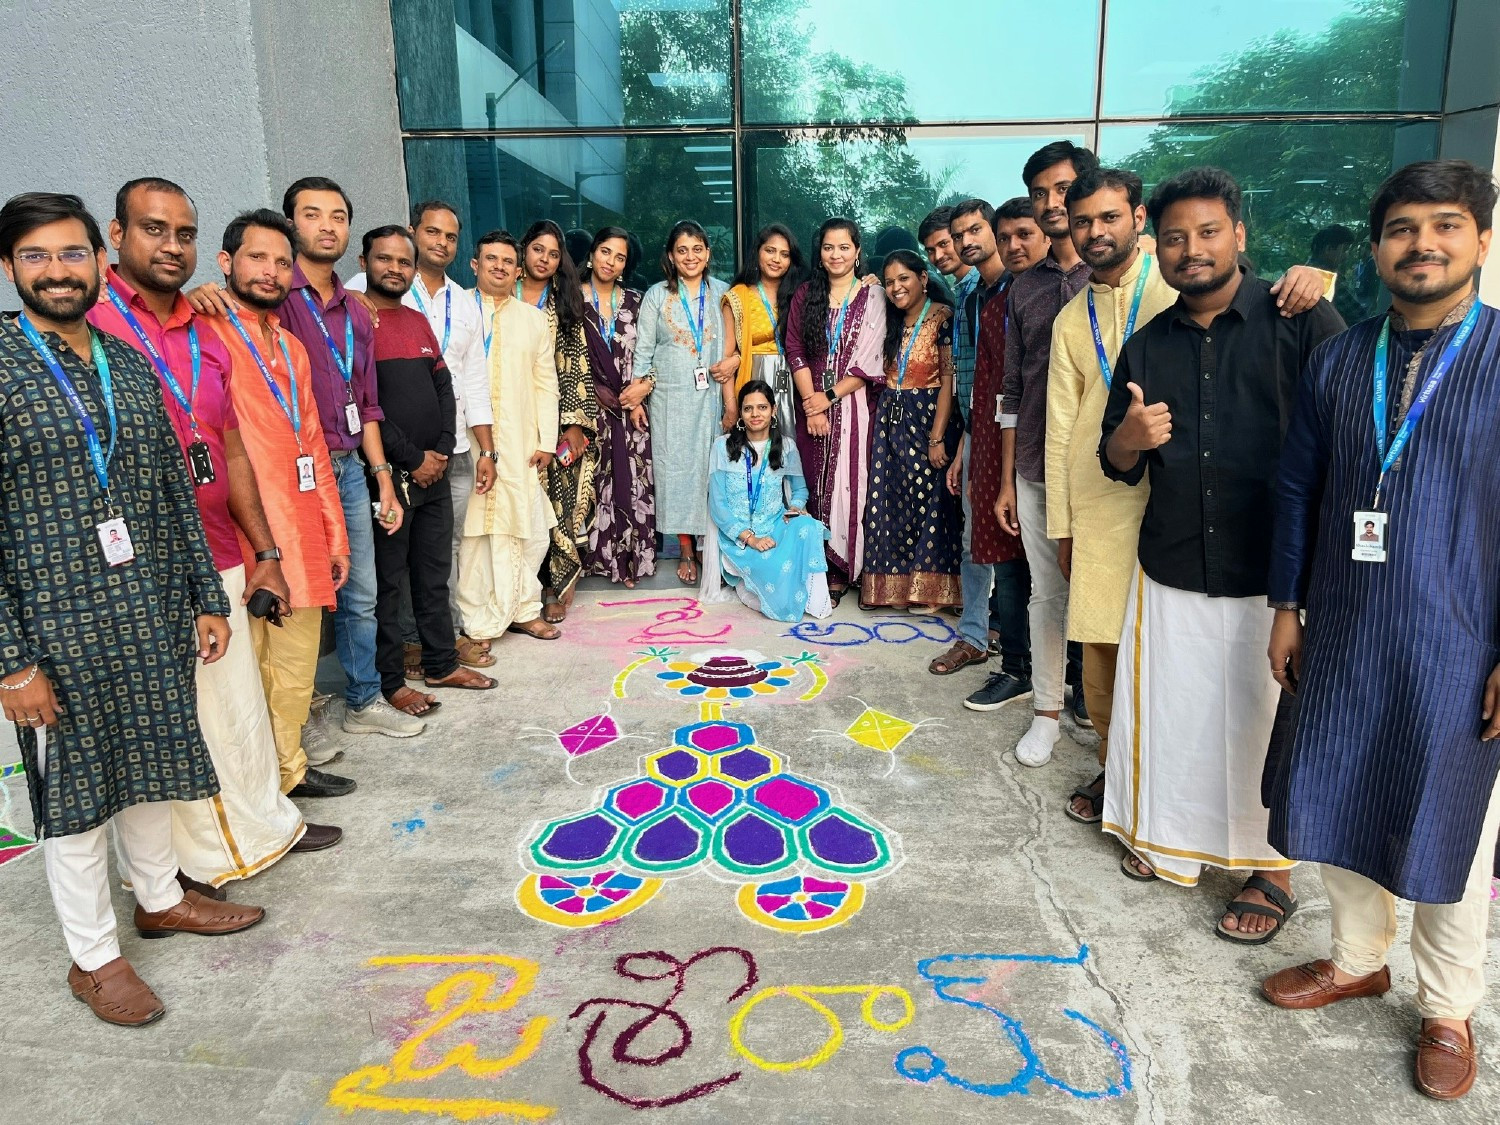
[1397, 252, 1447, 268]
[1174, 258, 1214, 270]
[32, 278, 87, 291]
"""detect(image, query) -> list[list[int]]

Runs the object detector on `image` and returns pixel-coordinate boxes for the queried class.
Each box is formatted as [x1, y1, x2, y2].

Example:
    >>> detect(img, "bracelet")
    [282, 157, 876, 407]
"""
[0, 665, 38, 691]
[928, 438, 944, 446]
[369, 463, 393, 476]
[739, 530, 754, 544]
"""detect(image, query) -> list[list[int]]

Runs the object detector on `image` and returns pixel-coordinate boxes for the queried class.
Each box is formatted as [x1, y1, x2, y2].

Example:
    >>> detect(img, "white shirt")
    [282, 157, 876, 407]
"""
[346, 270, 492, 454]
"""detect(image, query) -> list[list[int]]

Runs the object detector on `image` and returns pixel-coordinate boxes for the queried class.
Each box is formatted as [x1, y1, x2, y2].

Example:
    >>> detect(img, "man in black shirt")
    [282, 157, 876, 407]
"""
[1097, 167, 1344, 942]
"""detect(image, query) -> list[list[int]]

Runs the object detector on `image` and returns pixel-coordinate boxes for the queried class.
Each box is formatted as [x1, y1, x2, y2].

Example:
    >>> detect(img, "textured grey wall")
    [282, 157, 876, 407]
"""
[0, 0, 407, 303]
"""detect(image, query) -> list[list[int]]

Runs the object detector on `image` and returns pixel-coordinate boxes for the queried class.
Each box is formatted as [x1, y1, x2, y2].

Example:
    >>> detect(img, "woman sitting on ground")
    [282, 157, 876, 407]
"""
[703, 380, 833, 623]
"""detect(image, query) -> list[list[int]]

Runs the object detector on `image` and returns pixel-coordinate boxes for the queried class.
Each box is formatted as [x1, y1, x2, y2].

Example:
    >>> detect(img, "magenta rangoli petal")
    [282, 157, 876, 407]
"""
[756, 894, 792, 911]
[558, 714, 622, 756]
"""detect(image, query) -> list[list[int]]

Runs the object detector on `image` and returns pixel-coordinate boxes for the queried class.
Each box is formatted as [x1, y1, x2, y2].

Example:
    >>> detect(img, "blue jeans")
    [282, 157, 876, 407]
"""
[330, 453, 381, 709]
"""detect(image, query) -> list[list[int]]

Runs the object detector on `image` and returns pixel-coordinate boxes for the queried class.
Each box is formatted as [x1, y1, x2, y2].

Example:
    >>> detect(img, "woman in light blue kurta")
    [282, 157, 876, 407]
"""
[635, 220, 731, 583]
[705, 380, 833, 623]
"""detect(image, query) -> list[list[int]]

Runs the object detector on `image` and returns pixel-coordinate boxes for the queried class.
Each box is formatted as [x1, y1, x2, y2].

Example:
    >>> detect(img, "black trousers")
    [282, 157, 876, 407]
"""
[373, 481, 459, 695]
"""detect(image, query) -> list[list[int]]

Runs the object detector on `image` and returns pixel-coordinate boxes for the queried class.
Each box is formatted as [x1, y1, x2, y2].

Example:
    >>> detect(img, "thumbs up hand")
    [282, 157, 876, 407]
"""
[1116, 381, 1172, 451]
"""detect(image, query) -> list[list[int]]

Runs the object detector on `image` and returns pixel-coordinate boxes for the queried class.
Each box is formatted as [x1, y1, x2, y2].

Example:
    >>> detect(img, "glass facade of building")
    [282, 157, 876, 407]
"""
[392, 0, 1467, 289]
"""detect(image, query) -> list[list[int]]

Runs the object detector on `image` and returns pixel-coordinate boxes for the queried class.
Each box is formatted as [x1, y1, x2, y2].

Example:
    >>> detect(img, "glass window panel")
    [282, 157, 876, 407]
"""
[392, 0, 732, 131]
[743, 129, 1087, 263]
[403, 134, 738, 289]
[741, 0, 1100, 125]
[1102, 1, 1450, 117]
[1099, 120, 1440, 316]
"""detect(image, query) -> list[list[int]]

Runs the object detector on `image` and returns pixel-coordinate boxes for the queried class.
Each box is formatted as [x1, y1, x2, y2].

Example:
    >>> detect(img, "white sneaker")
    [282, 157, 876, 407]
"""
[1014, 715, 1060, 768]
[343, 697, 425, 738]
[302, 713, 342, 767]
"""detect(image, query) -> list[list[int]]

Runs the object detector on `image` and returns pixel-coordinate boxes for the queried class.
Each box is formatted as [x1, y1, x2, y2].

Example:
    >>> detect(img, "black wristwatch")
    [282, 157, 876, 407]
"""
[824, 388, 838, 404]
[255, 547, 283, 563]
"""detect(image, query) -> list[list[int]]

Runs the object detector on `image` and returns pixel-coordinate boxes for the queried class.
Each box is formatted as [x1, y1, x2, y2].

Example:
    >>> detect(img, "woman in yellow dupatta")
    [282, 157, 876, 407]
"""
[716, 223, 805, 434]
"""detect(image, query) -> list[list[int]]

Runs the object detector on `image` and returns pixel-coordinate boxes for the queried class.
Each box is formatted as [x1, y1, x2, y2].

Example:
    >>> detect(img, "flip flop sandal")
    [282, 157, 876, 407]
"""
[1065, 772, 1105, 824]
[676, 558, 699, 586]
[1120, 852, 1158, 882]
[1216, 875, 1299, 945]
[541, 591, 565, 624]
[388, 687, 441, 715]
[508, 620, 561, 641]
[426, 670, 497, 691]
[928, 640, 986, 675]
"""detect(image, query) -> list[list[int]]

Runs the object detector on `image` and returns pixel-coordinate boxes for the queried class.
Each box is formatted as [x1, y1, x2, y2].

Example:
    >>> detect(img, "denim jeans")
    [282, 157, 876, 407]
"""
[330, 452, 382, 709]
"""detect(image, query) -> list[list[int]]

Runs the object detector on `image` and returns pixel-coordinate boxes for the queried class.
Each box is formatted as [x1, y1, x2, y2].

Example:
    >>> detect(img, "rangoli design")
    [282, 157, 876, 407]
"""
[517, 650, 902, 934]
[0, 758, 37, 869]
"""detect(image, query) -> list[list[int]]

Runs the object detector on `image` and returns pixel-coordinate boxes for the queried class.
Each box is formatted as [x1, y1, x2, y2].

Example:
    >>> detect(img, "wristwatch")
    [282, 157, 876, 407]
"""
[368, 462, 393, 476]
[255, 547, 282, 562]
[824, 389, 838, 404]
[478, 450, 499, 463]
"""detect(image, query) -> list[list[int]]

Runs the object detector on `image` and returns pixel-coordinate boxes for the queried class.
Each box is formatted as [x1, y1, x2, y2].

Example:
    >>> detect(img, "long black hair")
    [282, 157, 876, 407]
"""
[798, 217, 863, 365]
[583, 225, 633, 284]
[880, 249, 954, 366]
[725, 379, 783, 470]
[731, 223, 805, 344]
[519, 219, 584, 333]
[660, 219, 711, 287]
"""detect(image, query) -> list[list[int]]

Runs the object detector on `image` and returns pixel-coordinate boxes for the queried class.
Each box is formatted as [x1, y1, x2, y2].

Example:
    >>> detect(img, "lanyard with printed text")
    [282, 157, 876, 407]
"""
[411, 279, 452, 353]
[475, 290, 493, 354]
[298, 289, 354, 397]
[590, 283, 619, 348]
[228, 314, 302, 450]
[826, 283, 855, 365]
[105, 286, 202, 436]
[517, 280, 550, 309]
[894, 299, 932, 391]
[746, 447, 769, 515]
[1086, 254, 1150, 389]
[20, 315, 117, 497]
[1370, 299, 1481, 508]
[756, 282, 783, 358]
[678, 279, 707, 358]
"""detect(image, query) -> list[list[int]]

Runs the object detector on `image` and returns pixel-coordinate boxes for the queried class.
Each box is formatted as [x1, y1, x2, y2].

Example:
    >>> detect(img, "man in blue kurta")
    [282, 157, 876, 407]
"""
[1261, 160, 1498, 1102]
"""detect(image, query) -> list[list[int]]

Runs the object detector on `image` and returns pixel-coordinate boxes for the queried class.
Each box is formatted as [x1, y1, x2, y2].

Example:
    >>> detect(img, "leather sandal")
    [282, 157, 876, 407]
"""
[508, 617, 561, 640]
[928, 639, 987, 675]
[541, 590, 566, 624]
[388, 686, 440, 715]
[1216, 875, 1298, 945]
[1065, 772, 1105, 824]
[456, 636, 495, 669]
[69, 958, 165, 1027]
[403, 642, 424, 680]
[425, 666, 497, 690]
[134, 889, 265, 938]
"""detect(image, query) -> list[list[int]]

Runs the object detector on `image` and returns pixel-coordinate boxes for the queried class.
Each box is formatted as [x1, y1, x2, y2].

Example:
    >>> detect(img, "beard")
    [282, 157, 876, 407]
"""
[1169, 257, 1239, 297]
[1384, 254, 1470, 305]
[18, 274, 99, 322]
[368, 274, 411, 300]
[227, 275, 287, 310]
[1081, 231, 1138, 273]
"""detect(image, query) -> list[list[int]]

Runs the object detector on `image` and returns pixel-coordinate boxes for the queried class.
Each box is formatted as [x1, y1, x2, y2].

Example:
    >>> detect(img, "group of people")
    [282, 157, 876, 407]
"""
[2, 146, 1498, 1101]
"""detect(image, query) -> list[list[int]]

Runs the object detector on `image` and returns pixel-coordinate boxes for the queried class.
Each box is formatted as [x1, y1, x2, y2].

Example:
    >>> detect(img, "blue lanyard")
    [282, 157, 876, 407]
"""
[745, 447, 769, 515]
[475, 290, 493, 354]
[412, 279, 451, 353]
[755, 282, 783, 358]
[517, 280, 550, 309]
[1085, 254, 1151, 389]
[826, 283, 855, 362]
[590, 284, 619, 347]
[19, 315, 117, 496]
[298, 288, 354, 392]
[227, 314, 302, 448]
[677, 279, 708, 357]
[1371, 299, 1481, 507]
[894, 299, 932, 390]
[105, 286, 202, 436]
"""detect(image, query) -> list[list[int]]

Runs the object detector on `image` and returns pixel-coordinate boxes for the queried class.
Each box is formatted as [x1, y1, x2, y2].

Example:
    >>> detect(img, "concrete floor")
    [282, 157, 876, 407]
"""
[1, 574, 1497, 1124]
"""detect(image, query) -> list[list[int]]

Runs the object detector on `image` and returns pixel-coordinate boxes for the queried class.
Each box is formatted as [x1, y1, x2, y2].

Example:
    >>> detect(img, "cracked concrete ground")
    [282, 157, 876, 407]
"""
[0, 572, 1496, 1123]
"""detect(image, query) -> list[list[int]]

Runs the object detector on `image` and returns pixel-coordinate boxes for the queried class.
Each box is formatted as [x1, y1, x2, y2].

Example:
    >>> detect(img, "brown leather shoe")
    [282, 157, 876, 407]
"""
[1415, 1019, 1477, 1100]
[290, 822, 343, 852]
[1260, 959, 1391, 1009]
[68, 958, 164, 1027]
[134, 889, 265, 939]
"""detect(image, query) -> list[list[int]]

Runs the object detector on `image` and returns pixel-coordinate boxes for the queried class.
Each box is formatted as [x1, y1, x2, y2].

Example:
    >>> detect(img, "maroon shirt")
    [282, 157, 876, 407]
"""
[277, 263, 382, 453]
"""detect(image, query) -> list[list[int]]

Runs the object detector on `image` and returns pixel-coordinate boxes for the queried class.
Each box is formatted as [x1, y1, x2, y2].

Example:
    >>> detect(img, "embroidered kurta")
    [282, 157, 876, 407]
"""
[1045, 252, 1175, 643]
[1265, 300, 1500, 903]
[0, 317, 229, 838]
[539, 294, 600, 595]
[637, 276, 731, 536]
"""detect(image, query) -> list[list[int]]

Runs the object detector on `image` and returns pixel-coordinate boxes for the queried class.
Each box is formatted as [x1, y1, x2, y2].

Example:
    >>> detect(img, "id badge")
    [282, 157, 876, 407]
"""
[344, 401, 361, 434]
[693, 366, 710, 391]
[995, 393, 1004, 423]
[1351, 509, 1387, 563]
[187, 439, 216, 486]
[97, 518, 135, 566]
[296, 454, 316, 493]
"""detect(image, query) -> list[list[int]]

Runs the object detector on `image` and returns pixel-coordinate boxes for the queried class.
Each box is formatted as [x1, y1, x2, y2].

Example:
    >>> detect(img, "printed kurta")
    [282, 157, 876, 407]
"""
[784, 280, 887, 582]
[1045, 252, 1175, 643]
[1266, 300, 1500, 903]
[540, 295, 600, 595]
[583, 288, 656, 584]
[0, 317, 229, 838]
[968, 290, 1025, 566]
[637, 276, 731, 536]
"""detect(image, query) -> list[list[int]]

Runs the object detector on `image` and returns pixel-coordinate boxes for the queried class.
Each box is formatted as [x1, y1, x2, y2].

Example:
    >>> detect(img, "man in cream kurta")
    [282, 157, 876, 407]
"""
[1045, 170, 1175, 807]
[457, 245, 560, 641]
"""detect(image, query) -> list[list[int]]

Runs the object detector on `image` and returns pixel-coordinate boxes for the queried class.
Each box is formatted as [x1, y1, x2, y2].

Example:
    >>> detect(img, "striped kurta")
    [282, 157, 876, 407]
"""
[1265, 299, 1500, 904]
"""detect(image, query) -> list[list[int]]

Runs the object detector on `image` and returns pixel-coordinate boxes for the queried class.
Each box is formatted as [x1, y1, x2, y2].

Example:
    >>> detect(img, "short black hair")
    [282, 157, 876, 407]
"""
[994, 196, 1034, 225]
[1310, 224, 1355, 257]
[282, 176, 354, 222]
[409, 198, 460, 230]
[918, 206, 955, 245]
[361, 224, 416, 260]
[950, 198, 995, 228]
[1368, 159, 1498, 242]
[222, 208, 295, 257]
[1146, 166, 1243, 232]
[0, 192, 105, 259]
[115, 177, 195, 227]
[1022, 141, 1099, 191]
[474, 228, 520, 256]
[1066, 167, 1143, 212]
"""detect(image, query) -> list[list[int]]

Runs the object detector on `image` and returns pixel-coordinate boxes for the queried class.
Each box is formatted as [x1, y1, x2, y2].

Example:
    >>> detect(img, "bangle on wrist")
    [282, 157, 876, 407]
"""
[928, 437, 944, 446]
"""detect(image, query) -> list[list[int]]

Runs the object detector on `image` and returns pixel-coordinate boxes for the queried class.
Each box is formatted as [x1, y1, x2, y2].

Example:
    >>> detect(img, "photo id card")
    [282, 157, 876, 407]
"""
[996, 393, 1004, 423]
[187, 439, 216, 486]
[1351, 509, 1388, 563]
[344, 401, 361, 434]
[97, 518, 135, 567]
[693, 366, 710, 391]
[296, 454, 316, 493]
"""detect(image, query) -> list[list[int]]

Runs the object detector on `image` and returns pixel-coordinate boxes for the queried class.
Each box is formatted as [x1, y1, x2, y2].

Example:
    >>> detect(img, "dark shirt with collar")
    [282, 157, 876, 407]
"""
[277, 262, 383, 453]
[1099, 270, 1345, 597]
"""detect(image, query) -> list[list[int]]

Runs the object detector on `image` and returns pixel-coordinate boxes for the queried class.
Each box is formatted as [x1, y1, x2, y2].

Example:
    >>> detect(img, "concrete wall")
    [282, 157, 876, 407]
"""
[0, 0, 407, 303]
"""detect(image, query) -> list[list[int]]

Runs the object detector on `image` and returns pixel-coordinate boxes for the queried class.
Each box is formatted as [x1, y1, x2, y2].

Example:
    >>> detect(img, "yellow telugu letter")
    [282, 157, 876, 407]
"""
[728, 984, 915, 1073]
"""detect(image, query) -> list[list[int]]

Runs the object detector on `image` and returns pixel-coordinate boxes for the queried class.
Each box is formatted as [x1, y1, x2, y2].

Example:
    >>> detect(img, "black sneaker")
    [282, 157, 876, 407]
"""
[964, 672, 1034, 713]
[288, 768, 357, 798]
[1071, 689, 1094, 729]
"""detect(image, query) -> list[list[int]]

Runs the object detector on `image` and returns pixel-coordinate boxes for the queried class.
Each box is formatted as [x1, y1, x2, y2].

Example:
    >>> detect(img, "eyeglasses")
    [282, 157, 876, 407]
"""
[13, 249, 94, 267]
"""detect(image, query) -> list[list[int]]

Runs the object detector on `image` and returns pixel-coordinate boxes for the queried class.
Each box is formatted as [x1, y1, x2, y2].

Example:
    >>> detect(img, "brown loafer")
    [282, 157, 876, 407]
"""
[175, 868, 226, 902]
[1260, 959, 1391, 1010]
[134, 889, 265, 939]
[290, 822, 343, 852]
[68, 958, 164, 1027]
[1415, 1019, 1477, 1100]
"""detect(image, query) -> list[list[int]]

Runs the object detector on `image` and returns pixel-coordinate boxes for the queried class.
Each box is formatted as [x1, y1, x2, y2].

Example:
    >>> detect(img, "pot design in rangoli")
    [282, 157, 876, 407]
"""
[515, 650, 902, 934]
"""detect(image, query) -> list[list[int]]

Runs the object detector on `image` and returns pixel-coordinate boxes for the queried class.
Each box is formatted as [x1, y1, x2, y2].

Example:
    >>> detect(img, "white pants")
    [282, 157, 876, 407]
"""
[456, 482, 551, 639]
[38, 731, 184, 971]
[1016, 475, 1068, 711]
[1324, 772, 1500, 1020]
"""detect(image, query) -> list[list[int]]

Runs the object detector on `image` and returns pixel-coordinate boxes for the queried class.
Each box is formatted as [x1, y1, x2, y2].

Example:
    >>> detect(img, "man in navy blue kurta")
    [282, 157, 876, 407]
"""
[1261, 161, 1499, 1102]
